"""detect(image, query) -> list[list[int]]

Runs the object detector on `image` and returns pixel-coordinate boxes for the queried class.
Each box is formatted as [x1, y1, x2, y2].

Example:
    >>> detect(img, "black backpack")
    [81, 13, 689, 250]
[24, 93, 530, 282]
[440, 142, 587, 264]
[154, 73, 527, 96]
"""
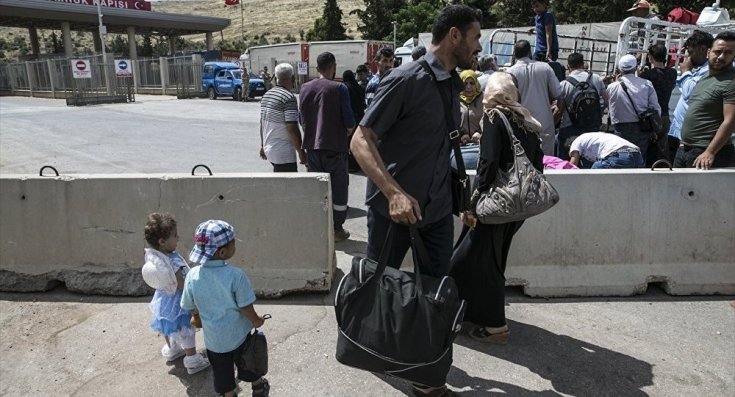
[565, 74, 602, 132]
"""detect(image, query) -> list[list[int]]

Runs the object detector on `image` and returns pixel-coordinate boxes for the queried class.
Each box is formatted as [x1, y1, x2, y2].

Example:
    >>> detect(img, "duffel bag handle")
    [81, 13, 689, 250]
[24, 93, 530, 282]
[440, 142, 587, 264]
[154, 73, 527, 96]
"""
[408, 226, 433, 294]
[370, 224, 432, 295]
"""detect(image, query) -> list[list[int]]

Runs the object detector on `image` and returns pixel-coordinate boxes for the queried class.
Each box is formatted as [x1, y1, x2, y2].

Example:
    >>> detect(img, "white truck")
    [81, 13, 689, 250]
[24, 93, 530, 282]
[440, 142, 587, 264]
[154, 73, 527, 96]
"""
[242, 40, 393, 81]
[307, 40, 393, 78]
[241, 42, 305, 79]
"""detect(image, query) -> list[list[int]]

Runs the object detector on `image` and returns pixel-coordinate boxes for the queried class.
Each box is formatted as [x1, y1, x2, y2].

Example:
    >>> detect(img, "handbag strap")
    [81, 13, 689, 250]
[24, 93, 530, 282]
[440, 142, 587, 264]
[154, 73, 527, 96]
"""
[487, 108, 526, 183]
[619, 80, 642, 117]
[417, 60, 468, 190]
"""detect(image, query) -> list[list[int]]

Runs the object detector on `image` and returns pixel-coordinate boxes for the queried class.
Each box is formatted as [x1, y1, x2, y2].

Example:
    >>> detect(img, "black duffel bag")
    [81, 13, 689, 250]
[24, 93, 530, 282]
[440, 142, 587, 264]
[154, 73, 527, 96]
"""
[334, 225, 466, 387]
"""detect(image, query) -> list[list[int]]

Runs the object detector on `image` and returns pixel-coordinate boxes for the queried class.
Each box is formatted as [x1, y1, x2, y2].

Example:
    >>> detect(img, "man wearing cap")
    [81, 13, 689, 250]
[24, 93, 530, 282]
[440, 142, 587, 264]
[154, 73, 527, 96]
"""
[627, 0, 661, 51]
[675, 31, 735, 169]
[181, 220, 270, 397]
[299, 52, 356, 242]
[607, 54, 661, 160]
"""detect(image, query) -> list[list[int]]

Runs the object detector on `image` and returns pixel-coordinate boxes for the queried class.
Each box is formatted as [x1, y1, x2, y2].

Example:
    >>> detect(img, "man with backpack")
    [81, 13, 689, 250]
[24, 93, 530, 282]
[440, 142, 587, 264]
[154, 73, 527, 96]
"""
[556, 53, 608, 160]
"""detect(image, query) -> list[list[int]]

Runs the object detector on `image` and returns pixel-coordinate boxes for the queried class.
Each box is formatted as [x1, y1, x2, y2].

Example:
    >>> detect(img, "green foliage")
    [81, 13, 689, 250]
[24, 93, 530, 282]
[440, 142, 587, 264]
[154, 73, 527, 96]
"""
[140, 34, 153, 57]
[306, 0, 350, 41]
[462, 0, 496, 28]
[305, 18, 327, 41]
[285, 33, 297, 42]
[110, 35, 129, 57]
[272, 36, 283, 44]
[351, 0, 406, 40]
[152, 36, 170, 56]
[393, 1, 440, 44]
[43, 32, 64, 54]
[219, 39, 247, 52]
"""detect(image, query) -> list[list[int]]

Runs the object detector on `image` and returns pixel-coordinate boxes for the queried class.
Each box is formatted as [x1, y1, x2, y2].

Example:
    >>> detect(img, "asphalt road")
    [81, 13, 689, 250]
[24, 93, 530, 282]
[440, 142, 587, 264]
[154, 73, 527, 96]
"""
[0, 96, 734, 397]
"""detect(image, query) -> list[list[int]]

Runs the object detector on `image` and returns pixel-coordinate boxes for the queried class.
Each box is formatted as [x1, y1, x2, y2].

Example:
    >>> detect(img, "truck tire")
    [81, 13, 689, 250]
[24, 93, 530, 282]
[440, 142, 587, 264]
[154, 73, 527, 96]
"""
[234, 87, 242, 101]
[207, 87, 217, 100]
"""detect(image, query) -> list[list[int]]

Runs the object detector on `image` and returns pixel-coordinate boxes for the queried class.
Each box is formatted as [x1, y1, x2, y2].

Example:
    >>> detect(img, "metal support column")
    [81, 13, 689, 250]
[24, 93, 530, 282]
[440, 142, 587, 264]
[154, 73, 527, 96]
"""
[62, 22, 73, 58]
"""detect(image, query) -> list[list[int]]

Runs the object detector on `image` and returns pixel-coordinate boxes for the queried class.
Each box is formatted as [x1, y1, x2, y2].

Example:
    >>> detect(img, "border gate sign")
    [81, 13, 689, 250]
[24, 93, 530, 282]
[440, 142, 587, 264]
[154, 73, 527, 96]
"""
[297, 61, 308, 75]
[71, 59, 91, 79]
[115, 59, 133, 77]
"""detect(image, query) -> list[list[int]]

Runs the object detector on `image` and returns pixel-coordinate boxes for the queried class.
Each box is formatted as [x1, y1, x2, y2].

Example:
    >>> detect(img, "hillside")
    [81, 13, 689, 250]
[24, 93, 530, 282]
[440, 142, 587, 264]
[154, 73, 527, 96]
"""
[153, 0, 365, 42]
[0, 0, 366, 60]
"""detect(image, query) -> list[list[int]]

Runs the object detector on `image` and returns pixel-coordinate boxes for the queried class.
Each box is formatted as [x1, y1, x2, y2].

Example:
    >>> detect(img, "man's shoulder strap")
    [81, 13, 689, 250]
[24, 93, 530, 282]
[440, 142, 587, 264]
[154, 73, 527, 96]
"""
[417, 59, 435, 81]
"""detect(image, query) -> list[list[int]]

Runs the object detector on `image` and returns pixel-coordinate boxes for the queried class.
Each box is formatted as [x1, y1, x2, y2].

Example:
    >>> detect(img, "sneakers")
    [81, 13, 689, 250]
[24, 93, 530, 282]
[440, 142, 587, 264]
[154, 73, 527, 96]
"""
[334, 228, 350, 242]
[252, 378, 270, 397]
[161, 342, 185, 362]
[183, 353, 211, 374]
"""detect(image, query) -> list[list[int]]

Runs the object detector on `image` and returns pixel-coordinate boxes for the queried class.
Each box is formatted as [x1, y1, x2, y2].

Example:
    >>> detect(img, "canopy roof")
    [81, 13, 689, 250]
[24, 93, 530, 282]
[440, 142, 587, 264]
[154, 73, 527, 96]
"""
[0, 0, 230, 35]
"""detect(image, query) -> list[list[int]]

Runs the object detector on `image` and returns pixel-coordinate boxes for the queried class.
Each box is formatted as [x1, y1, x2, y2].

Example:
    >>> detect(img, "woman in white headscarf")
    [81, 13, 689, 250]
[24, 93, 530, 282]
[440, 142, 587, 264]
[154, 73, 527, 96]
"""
[450, 71, 545, 344]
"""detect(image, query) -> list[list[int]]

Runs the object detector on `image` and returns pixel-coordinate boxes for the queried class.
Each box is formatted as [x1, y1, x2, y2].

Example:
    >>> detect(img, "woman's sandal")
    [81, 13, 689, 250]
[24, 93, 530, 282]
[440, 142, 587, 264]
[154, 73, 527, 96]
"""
[412, 385, 457, 397]
[469, 326, 510, 345]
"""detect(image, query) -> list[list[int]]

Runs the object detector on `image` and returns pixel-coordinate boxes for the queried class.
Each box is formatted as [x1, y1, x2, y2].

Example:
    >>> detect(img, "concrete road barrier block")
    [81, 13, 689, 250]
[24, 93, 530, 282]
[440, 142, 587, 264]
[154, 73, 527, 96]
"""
[0, 173, 334, 297]
[504, 169, 735, 296]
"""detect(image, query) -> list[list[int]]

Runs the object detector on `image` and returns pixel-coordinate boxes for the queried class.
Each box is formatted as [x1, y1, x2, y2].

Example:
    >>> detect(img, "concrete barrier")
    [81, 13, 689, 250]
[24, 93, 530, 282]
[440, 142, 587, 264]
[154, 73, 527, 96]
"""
[0, 173, 334, 297]
[500, 169, 735, 296]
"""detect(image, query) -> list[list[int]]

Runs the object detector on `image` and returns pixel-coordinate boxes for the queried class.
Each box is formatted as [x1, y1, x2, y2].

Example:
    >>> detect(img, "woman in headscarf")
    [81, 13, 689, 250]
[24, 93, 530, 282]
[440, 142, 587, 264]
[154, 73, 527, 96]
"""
[450, 71, 545, 344]
[452, 70, 484, 170]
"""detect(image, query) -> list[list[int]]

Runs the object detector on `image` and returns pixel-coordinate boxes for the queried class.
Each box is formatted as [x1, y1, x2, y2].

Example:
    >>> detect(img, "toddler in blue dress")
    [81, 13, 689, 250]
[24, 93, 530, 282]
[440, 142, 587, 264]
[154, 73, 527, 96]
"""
[142, 212, 210, 374]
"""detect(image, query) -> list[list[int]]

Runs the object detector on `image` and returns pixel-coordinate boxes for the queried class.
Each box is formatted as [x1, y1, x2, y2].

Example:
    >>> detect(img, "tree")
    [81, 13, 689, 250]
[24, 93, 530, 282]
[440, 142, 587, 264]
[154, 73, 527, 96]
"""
[488, 0, 534, 28]
[351, 0, 405, 40]
[463, 0, 497, 29]
[44, 31, 64, 54]
[110, 35, 129, 57]
[140, 34, 153, 57]
[285, 33, 297, 43]
[393, 1, 441, 44]
[306, 0, 350, 41]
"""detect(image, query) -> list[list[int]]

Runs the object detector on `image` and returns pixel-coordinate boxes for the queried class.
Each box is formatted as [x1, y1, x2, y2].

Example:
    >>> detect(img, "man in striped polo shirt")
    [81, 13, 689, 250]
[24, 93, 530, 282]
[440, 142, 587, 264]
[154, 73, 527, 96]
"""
[259, 63, 306, 172]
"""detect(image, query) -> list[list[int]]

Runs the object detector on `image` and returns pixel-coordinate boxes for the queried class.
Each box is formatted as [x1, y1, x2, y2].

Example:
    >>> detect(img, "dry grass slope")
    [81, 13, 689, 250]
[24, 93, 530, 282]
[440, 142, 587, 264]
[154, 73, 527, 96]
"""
[0, 0, 366, 59]
[153, 0, 365, 42]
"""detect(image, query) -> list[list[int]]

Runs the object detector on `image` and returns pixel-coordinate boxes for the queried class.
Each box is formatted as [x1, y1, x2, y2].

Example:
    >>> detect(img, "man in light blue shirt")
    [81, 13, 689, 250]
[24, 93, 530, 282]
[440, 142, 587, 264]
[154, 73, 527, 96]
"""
[668, 30, 714, 159]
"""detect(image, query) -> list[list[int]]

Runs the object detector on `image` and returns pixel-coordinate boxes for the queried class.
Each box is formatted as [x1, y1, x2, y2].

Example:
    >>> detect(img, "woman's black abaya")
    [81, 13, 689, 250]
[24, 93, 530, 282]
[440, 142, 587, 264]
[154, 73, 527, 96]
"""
[450, 112, 544, 328]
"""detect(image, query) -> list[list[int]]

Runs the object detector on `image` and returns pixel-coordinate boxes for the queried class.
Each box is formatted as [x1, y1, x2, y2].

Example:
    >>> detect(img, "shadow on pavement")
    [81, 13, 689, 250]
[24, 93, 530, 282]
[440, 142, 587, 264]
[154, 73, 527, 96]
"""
[455, 320, 654, 397]
[167, 355, 216, 397]
[335, 238, 368, 257]
[346, 206, 368, 219]
[375, 367, 562, 396]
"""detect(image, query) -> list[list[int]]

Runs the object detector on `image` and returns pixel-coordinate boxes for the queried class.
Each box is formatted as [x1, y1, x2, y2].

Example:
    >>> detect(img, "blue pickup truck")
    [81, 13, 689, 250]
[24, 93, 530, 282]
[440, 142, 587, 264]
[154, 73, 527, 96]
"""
[201, 62, 266, 100]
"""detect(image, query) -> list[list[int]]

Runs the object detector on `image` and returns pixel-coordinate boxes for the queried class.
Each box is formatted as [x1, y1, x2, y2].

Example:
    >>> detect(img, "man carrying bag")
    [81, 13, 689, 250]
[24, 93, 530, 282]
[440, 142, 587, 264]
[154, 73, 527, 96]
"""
[349, 5, 483, 397]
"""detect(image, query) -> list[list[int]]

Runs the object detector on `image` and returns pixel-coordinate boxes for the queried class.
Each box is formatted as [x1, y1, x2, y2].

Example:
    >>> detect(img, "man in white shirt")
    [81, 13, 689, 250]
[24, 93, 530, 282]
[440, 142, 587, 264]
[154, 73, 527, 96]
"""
[259, 63, 305, 172]
[606, 54, 660, 161]
[508, 40, 564, 155]
[568, 132, 644, 169]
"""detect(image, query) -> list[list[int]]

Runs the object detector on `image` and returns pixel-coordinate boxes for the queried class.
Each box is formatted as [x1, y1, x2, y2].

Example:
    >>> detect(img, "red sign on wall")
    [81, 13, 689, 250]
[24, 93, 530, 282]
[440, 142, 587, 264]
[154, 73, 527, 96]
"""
[48, 0, 152, 11]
